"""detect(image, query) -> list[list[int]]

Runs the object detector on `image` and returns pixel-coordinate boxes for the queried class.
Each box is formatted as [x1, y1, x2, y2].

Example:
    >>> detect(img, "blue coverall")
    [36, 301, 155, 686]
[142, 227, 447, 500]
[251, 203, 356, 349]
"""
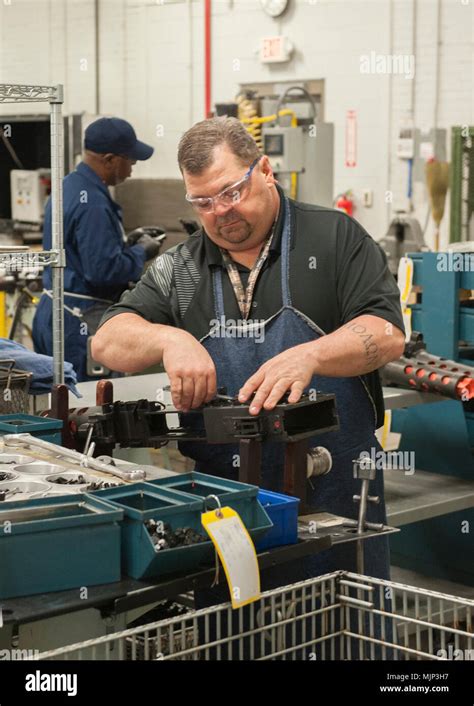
[32, 162, 146, 381]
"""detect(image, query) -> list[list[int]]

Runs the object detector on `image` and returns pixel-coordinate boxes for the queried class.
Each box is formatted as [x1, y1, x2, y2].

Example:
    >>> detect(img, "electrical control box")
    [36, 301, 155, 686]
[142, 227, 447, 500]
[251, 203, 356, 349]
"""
[264, 126, 305, 172]
[262, 122, 334, 207]
[10, 169, 51, 222]
[396, 123, 415, 159]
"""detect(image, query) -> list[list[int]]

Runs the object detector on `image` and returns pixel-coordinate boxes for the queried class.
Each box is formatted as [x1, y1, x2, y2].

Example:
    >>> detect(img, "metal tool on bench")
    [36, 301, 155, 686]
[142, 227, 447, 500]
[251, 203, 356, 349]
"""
[351, 454, 382, 574]
[1, 433, 145, 482]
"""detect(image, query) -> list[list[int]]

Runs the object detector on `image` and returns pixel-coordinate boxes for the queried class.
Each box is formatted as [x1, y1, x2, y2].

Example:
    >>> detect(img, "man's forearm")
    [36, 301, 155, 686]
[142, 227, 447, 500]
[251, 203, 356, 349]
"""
[309, 314, 405, 377]
[91, 313, 176, 373]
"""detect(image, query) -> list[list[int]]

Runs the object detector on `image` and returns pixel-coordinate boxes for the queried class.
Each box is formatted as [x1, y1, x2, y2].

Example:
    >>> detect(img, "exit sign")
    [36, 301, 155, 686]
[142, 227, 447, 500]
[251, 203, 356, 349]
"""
[260, 36, 292, 63]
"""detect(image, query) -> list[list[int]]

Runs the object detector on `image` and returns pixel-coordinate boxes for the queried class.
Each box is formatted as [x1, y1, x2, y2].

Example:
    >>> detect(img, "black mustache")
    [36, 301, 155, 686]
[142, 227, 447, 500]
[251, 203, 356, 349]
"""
[217, 216, 242, 226]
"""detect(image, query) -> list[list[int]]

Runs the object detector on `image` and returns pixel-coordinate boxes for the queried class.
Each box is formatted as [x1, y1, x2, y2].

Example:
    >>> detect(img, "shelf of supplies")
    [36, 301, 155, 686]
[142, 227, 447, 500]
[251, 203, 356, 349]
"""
[0, 84, 59, 103]
[0, 82, 64, 385]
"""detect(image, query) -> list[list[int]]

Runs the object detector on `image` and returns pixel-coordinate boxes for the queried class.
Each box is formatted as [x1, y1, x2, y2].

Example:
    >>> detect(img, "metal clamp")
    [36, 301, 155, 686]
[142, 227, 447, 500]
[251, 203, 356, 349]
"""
[352, 454, 381, 574]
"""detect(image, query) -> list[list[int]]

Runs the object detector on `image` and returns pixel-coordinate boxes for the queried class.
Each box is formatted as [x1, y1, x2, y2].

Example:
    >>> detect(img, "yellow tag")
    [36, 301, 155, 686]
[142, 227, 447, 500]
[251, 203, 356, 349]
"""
[398, 256, 414, 304]
[202, 506, 261, 609]
[376, 409, 402, 451]
[397, 257, 414, 341]
[380, 410, 391, 450]
[402, 305, 412, 341]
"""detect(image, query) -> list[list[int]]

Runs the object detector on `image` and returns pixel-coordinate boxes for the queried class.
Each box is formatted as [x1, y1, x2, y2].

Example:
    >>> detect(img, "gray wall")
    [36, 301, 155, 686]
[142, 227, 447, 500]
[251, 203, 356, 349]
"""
[0, 0, 473, 247]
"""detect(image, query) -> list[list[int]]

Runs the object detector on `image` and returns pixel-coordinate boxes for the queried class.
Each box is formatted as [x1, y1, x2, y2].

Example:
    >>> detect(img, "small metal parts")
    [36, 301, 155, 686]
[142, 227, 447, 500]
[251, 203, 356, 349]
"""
[145, 520, 206, 552]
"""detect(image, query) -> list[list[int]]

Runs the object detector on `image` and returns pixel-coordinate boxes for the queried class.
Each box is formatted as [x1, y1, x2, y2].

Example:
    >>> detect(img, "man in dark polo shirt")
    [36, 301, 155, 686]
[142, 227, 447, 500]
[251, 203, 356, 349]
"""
[93, 116, 404, 583]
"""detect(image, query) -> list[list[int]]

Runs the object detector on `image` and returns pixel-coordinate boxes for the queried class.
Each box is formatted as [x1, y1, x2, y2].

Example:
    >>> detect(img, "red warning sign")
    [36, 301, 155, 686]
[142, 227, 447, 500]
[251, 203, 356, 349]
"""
[345, 110, 357, 168]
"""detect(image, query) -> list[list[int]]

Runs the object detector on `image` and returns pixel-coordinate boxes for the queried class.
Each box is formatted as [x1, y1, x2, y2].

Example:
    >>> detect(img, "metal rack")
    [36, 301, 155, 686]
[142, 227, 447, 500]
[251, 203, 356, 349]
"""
[0, 83, 65, 385]
[450, 125, 474, 244]
[35, 571, 474, 661]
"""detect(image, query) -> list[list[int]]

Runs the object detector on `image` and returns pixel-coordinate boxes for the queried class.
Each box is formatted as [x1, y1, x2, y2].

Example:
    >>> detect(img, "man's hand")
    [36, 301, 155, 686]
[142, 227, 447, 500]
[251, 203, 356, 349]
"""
[162, 329, 217, 412]
[237, 315, 405, 416]
[127, 227, 167, 261]
[238, 342, 316, 415]
[133, 233, 163, 260]
[127, 226, 166, 246]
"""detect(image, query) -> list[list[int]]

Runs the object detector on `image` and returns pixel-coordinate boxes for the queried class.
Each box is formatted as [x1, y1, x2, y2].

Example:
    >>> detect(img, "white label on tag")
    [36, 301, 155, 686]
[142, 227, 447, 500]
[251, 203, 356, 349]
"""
[403, 306, 412, 341]
[398, 256, 414, 304]
[376, 410, 402, 451]
[384, 431, 402, 451]
[206, 515, 260, 607]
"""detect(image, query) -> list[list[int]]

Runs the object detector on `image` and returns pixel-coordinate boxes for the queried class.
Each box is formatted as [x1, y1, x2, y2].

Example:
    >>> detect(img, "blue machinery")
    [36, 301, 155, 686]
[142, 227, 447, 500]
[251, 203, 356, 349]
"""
[390, 251, 474, 584]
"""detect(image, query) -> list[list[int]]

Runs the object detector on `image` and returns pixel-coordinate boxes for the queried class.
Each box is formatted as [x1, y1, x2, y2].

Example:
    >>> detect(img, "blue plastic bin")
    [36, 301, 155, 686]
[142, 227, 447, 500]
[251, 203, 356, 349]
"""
[0, 493, 123, 598]
[94, 481, 273, 579]
[148, 471, 258, 502]
[148, 472, 273, 552]
[91, 482, 202, 515]
[255, 489, 300, 551]
[0, 413, 63, 445]
[148, 471, 262, 530]
[94, 482, 208, 578]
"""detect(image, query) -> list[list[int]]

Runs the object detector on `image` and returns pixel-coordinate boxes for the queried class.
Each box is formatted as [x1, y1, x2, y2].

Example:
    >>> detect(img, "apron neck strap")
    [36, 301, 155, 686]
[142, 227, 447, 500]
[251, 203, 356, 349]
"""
[280, 196, 292, 308]
[212, 265, 226, 320]
[212, 195, 293, 319]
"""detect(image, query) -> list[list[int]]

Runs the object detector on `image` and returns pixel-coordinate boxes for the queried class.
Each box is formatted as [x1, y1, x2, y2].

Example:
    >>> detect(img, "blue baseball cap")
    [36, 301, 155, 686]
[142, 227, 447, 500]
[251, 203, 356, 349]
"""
[84, 117, 154, 160]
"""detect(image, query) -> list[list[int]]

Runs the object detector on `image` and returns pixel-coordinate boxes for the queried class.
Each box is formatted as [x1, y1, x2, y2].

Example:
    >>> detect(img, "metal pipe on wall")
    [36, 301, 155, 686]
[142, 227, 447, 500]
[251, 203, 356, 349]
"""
[188, 0, 194, 127]
[386, 0, 394, 226]
[95, 0, 100, 114]
[205, 0, 211, 118]
[50, 86, 65, 386]
[433, 0, 442, 130]
[410, 0, 417, 117]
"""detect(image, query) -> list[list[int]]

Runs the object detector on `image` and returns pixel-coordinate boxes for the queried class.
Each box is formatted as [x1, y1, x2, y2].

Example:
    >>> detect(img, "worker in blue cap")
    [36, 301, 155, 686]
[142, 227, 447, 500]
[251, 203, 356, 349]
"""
[33, 117, 165, 381]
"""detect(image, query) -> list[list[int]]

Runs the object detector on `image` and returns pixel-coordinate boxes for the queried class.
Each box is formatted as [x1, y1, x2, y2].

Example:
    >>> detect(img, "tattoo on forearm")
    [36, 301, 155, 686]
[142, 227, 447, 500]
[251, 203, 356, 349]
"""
[344, 322, 379, 368]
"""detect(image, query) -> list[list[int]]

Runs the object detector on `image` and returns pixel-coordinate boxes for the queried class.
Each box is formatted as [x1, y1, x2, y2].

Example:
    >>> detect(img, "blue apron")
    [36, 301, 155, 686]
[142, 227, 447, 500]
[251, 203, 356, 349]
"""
[180, 197, 390, 588]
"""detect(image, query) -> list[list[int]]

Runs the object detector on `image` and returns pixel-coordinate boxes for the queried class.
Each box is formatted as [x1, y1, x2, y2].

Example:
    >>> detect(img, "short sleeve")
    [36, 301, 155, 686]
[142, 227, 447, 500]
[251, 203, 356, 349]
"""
[335, 216, 405, 334]
[98, 251, 175, 328]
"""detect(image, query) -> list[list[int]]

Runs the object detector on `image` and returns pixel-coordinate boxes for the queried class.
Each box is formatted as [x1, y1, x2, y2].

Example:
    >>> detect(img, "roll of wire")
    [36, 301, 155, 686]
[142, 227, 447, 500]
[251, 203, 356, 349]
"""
[307, 446, 333, 479]
[236, 93, 263, 150]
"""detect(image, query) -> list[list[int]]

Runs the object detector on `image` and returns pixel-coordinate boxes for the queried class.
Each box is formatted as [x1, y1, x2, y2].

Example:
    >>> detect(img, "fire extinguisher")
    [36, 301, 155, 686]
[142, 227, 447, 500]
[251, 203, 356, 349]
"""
[334, 191, 354, 217]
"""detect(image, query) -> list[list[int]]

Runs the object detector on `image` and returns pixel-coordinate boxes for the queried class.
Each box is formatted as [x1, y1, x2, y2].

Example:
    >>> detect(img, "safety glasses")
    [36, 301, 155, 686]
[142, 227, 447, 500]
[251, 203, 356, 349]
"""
[185, 157, 261, 214]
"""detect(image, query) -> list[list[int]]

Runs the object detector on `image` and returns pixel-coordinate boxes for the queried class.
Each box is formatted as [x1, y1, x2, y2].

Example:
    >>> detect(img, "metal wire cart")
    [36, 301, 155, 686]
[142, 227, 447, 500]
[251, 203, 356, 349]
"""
[0, 359, 32, 413]
[0, 84, 65, 386]
[36, 571, 474, 661]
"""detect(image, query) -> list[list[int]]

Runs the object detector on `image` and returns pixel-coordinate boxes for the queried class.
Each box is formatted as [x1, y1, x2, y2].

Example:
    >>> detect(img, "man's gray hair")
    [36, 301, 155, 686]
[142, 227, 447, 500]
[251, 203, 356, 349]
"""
[178, 117, 261, 175]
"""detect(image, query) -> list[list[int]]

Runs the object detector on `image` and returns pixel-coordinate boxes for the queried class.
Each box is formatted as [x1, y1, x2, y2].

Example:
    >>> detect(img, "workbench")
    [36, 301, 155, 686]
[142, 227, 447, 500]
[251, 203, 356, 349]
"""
[1, 375, 464, 653]
[0, 513, 396, 653]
